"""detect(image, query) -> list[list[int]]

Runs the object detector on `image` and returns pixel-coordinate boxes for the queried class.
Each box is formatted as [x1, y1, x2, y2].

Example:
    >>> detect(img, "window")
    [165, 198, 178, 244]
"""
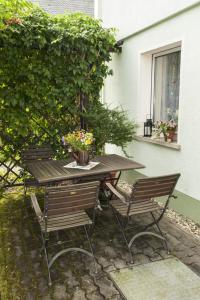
[151, 48, 181, 124]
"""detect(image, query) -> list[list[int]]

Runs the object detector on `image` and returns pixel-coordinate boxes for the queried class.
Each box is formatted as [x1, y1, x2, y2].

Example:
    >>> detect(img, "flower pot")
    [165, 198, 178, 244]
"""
[166, 130, 176, 142]
[73, 150, 89, 166]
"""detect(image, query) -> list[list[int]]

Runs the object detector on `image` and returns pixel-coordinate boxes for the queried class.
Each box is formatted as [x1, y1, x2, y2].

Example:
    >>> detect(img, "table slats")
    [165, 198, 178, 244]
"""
[26, 154, 144, 184]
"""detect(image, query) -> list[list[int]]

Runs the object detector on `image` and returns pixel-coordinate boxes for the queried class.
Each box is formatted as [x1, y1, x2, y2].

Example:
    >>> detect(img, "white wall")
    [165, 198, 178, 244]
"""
[97, 2, 200, 201]
[96, 0, 198, 39]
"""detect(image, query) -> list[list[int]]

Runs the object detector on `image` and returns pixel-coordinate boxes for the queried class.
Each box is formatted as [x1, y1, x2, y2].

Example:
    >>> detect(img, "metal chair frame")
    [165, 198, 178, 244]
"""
[99, 171, 122, 209]
[106, 173, 180, 263]
[103, 171, 121, 198]
[31, 181, 100, 286]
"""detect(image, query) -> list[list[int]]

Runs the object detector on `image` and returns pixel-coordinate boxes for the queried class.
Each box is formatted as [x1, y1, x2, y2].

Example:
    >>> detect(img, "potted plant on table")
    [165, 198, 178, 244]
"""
[154, 120, 177, 142]
[62, 130, 94, 166]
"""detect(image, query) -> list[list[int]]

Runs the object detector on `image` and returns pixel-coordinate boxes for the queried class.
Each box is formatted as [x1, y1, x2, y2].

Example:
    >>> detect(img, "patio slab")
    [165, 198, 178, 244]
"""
[109, 257, 200, 300]
[0, 188, 200, 299]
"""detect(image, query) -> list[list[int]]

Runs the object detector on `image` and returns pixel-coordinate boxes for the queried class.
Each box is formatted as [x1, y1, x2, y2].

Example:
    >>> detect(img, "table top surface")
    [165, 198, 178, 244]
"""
[26, 154, 145, 184]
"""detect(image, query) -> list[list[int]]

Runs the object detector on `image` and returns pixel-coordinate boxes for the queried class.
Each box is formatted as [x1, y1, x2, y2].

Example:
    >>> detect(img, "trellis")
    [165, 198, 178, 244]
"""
[0, 8, 135, 190]
[0, 91, 90, 188]
[1, 136, 45, 188]
[0, 117, 67, 188]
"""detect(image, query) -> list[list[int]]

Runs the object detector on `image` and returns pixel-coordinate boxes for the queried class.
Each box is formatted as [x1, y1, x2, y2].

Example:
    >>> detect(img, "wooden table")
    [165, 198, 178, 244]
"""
[26, 154, 145, 184]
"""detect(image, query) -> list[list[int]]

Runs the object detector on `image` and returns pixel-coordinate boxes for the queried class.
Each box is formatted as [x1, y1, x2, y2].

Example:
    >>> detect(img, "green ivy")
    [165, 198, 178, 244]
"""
[0, 2, 135, 160]
[0, 0, 33, 28]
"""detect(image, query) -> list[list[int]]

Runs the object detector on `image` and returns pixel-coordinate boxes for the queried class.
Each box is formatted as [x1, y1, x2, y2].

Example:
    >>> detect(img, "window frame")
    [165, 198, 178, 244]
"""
[150, 46, 181, 122]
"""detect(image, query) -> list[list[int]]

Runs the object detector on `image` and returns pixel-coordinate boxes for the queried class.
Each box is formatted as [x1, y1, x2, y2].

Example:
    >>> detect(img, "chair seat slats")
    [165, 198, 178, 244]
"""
[47, 211, 91, 223]
[111, 198, 158, 209]
[110, 199, 160, 216]
[44, 222, 91, 232]
[41, 211, 92, 232]
[47, 215, 91, 228]
[47, 211, 86, 221]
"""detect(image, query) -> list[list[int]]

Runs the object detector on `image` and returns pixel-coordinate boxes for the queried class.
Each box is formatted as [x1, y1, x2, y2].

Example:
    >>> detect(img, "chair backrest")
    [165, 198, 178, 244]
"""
[131, 173, 180, 202]
[21, 145, 54, 162]
[44, 181, 100, 217]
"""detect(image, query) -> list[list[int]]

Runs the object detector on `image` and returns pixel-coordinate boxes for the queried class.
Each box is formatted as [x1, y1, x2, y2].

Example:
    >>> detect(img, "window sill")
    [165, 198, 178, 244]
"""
[134, 136, 181, 150]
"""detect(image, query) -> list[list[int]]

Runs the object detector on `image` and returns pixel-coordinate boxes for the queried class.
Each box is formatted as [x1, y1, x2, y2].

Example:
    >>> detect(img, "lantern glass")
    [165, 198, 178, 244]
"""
[144, 118, 153, 137]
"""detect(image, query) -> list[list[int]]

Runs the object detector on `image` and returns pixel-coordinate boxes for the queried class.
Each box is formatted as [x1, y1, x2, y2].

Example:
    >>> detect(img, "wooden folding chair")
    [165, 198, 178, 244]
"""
[21, 145, 54, 196]
[106, 173, 180, 263]
[30, 181, 100, 285]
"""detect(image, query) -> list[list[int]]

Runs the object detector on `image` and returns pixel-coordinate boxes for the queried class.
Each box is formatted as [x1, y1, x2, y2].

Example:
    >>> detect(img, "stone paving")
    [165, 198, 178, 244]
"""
[0, 188, 200, 300]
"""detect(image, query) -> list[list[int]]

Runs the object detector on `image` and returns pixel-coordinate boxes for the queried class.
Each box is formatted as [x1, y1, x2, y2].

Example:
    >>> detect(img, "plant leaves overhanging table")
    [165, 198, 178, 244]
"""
[25, 154, 145, 185]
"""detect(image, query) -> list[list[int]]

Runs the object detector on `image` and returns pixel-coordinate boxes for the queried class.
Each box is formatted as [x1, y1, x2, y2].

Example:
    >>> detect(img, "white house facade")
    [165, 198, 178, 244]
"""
[95, 0, 200, 222]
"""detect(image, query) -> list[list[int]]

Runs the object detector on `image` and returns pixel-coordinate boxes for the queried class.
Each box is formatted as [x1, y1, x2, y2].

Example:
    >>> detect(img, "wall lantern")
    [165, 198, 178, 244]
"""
[144, 115, 153, 137]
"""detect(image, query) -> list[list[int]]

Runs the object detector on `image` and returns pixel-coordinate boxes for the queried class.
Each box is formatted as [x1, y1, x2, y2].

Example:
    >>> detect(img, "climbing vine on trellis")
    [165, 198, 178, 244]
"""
[0, 2, 135, 187]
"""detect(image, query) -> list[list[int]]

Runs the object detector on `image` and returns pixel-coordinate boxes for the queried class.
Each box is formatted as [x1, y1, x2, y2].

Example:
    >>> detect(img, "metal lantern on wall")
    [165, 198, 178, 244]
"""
[144, 116, 153, 137]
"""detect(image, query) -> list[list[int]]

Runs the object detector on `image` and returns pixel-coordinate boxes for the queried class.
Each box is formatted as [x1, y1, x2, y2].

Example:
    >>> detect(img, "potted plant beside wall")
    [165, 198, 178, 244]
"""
[154, 120, 177, 142]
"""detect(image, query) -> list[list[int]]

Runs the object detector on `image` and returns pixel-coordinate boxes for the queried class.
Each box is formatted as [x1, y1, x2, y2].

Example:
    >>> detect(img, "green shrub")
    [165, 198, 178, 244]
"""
[0, 2, 135, 159]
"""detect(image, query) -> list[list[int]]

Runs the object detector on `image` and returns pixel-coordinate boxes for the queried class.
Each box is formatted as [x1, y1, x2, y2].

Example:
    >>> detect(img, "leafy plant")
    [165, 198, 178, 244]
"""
[0, 2, 135, 166]
[84, 101, 135, 154]
[154, 120, 177, 141]
[0, 0, 33, 29]
[154, 120, 177, 134]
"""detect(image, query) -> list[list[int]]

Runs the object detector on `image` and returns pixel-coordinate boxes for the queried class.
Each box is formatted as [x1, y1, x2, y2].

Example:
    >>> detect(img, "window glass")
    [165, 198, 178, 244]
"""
[153, 50, 180, 123]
